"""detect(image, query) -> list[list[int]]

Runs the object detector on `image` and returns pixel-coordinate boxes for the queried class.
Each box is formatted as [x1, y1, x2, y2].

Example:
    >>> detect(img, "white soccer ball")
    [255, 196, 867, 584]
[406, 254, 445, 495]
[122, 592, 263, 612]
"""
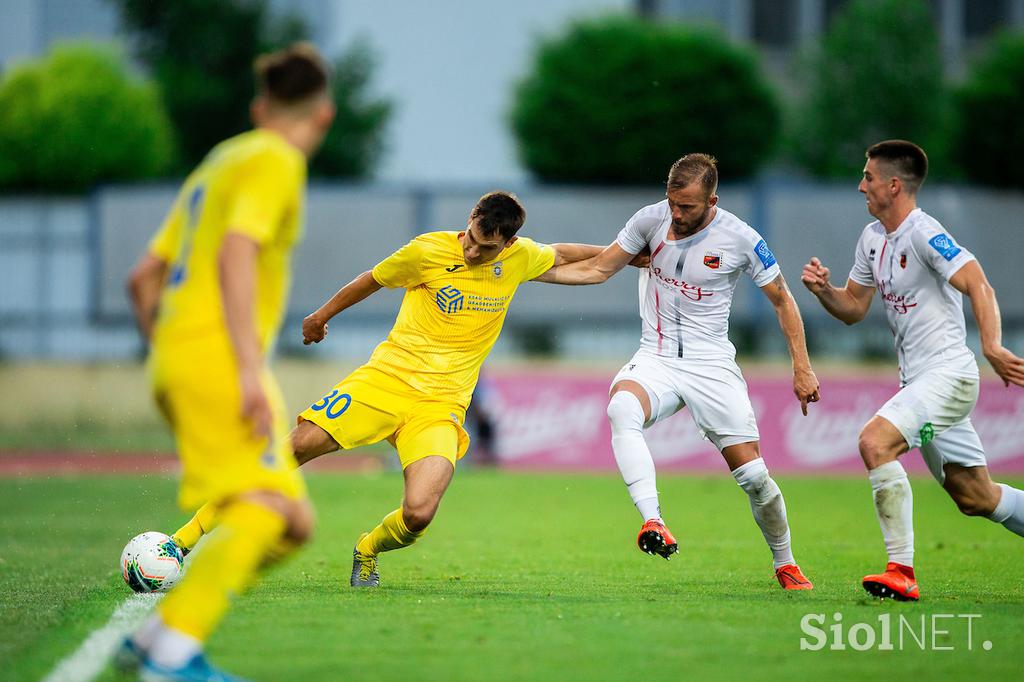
[120, 531, 184, 593]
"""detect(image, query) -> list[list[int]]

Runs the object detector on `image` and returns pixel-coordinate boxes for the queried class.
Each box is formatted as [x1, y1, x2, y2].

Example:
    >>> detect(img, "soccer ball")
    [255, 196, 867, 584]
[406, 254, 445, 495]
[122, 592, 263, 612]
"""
[120, 531, 184, 593]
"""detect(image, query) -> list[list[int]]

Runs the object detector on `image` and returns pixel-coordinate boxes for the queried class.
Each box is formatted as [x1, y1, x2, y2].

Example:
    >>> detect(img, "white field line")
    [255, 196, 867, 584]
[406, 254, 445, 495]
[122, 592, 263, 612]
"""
[42, 593, 162, 682]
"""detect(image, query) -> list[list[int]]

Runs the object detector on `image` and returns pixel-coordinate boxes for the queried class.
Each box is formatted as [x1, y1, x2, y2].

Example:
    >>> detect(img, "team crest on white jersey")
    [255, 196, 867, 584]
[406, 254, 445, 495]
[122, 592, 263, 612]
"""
[703, 250, 723, 269]
[899, 252, 907, 269]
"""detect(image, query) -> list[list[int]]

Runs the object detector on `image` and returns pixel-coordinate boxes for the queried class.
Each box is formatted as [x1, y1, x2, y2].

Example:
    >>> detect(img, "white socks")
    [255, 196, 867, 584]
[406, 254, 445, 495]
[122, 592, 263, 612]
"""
[132, 613, 164, 652]
[607, 390, 798, 569]
[868, 461, 915, 566]
[988, 483, 1024, 537]
[135, 614, 201, 669]
[607, 391, 661, 521]
[732, 458, 795, 569]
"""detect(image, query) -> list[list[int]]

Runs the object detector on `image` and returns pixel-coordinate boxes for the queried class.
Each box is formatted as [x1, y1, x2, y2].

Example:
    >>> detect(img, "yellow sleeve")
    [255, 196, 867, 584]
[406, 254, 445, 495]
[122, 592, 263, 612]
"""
[516, 237, 556, 282]
[148, 199, 185, 262]
[224, 150, 299, 245]
[372, 237, 428, 288]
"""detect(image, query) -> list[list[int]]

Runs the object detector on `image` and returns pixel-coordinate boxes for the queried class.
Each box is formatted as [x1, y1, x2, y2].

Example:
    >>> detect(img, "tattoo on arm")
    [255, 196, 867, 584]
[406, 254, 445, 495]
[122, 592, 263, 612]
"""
[766, 274, 790, 304]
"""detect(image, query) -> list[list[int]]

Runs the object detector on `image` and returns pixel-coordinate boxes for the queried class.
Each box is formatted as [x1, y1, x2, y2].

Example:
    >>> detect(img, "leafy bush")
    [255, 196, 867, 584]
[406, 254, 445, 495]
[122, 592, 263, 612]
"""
[790, 0, 949, 178]
[0, 43, 175, 193]
[953, 31, 1024, 189]
[510, 16, 781, 185]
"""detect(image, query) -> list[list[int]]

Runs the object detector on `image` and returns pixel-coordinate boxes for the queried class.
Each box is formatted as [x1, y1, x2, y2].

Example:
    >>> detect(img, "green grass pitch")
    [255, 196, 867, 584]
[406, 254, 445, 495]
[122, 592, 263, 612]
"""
[2, 471, 1022, 680]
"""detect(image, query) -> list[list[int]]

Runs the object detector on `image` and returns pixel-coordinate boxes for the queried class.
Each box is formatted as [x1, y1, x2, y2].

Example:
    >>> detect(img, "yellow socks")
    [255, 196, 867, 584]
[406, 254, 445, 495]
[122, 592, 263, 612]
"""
[171, 501, 220, 552]
[158, 500, 288, 641]
[357, 508, 423, 556]
[264, 536, 302, 567]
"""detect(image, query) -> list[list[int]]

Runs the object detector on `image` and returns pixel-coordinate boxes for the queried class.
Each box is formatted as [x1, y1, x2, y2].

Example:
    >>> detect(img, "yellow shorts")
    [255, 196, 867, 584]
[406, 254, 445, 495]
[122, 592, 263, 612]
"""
[297, 364, 470, 469]
[149, 336, 306, 511]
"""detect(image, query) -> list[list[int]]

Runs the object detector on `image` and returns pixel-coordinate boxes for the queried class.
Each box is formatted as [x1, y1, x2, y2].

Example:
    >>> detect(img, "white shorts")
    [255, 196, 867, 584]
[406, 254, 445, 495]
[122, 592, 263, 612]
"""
[876, 366, 987, 483]
[611, 349, 759, 451]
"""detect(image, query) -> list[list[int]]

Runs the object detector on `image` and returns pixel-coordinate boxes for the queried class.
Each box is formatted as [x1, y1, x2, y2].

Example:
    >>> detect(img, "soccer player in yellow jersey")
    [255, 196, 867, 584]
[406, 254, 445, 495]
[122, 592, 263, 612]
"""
[173, 191, 641, 588]
[120, 44, 334, 679]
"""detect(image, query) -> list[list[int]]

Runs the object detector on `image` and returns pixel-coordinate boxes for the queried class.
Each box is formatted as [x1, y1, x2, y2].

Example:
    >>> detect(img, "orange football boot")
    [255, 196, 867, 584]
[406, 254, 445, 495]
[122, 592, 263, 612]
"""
[862, 562, 919, 601]
[637, 519, 678, 559]
[775, 564, 813, 590]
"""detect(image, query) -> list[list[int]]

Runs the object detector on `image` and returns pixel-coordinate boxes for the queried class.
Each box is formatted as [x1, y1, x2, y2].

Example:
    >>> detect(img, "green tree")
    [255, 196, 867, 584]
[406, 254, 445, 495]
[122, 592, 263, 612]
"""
[0, 43, 174, 193]
[311, 42, 393, 178]
[953, 31, 1024, 189]
[510, 17, 781, 185]
[112, 0, 390, 178]
[112, 0, 287, 169]
[791, 0, 949, 178]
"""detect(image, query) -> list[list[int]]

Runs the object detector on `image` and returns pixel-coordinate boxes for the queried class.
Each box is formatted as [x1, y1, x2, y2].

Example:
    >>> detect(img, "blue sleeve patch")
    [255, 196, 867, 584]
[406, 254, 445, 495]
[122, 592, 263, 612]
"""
[928, 233, 962, 261]
[754, 239, 777, 269]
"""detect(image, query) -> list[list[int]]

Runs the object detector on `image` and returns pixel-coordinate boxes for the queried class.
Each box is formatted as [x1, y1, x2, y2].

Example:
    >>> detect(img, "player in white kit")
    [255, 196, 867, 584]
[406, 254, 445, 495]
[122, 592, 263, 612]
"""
[537, 154, 820, 590]
[802, 140, 1024, 601]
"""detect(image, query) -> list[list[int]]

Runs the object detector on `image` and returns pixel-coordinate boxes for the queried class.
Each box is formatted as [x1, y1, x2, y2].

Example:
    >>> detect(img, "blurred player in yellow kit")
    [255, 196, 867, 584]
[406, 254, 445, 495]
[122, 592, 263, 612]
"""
[120, 43, 335, 680]
[172, 190, 644, 588]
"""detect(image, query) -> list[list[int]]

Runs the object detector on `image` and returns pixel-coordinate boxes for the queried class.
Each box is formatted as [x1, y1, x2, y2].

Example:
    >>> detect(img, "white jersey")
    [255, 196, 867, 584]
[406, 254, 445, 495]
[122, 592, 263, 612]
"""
[616, 201, 780, 360]
[848, 208, 977, 384]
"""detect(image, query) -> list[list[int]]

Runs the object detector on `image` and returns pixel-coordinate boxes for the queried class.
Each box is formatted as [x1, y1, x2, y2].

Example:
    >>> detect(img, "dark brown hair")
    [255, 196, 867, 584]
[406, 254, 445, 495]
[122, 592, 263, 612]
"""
[866, 140, 928, 194]
[470, 191, 527, 242]
[254, 42, 329, 106]
[667, 153, 718, 197]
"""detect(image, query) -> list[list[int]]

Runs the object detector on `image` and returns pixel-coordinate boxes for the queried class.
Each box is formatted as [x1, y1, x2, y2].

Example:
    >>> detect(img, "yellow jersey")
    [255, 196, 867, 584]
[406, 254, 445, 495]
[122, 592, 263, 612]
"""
[149, 129, 306, 353]
[370, 231, 555, 406]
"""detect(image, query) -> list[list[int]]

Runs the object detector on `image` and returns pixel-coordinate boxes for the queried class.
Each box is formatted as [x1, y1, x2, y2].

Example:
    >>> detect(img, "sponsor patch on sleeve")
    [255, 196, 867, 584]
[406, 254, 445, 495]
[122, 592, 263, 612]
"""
[754, 239, 777, 269]
[927, 233, 962, 261]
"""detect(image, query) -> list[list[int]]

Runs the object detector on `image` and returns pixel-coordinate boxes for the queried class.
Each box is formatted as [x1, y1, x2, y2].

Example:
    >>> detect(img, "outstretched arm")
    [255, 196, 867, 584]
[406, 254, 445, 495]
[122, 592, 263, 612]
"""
[126, 252, 169, 342]
[302, 270, 383, 345]
[950, 260, 1024, 388]
[760, 274, 820, 415]
[548, 243, 604, 266]
[533, 242, 639, 285]
[801, 256, 874, 325]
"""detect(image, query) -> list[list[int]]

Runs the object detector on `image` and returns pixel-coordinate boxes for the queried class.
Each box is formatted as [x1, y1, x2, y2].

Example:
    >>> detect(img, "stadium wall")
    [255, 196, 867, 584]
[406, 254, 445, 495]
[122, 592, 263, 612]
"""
[1, 181, 1023, 361]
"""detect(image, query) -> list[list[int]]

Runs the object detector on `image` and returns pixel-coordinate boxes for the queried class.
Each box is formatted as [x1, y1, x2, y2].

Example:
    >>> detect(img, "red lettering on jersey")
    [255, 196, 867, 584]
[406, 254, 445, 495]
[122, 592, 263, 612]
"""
[879, 284, 918, 314]
[651, 267, 713, 301]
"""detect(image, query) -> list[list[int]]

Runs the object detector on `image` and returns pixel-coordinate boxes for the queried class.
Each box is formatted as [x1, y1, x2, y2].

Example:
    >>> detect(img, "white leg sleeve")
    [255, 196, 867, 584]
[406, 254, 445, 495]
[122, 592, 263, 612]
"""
[868, 461, 915, 566]
[989, 483, 1024, 537]
[607, 391, 661, 521]
[732, 458, 795, 568]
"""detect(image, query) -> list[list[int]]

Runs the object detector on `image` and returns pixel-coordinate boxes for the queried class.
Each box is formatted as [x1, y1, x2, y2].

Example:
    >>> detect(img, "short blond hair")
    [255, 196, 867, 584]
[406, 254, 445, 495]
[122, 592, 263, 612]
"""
[667, 153, 718, 197]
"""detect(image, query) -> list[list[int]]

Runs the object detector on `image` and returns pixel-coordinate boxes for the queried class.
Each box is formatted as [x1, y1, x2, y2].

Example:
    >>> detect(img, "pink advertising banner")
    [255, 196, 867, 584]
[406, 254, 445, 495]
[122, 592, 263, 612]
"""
[485, 370, 1024, 474]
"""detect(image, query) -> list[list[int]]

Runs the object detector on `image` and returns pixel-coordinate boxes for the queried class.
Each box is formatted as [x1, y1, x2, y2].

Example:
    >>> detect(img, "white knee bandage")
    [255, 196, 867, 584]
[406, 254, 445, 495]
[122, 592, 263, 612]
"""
[607, 391, 646, 433]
